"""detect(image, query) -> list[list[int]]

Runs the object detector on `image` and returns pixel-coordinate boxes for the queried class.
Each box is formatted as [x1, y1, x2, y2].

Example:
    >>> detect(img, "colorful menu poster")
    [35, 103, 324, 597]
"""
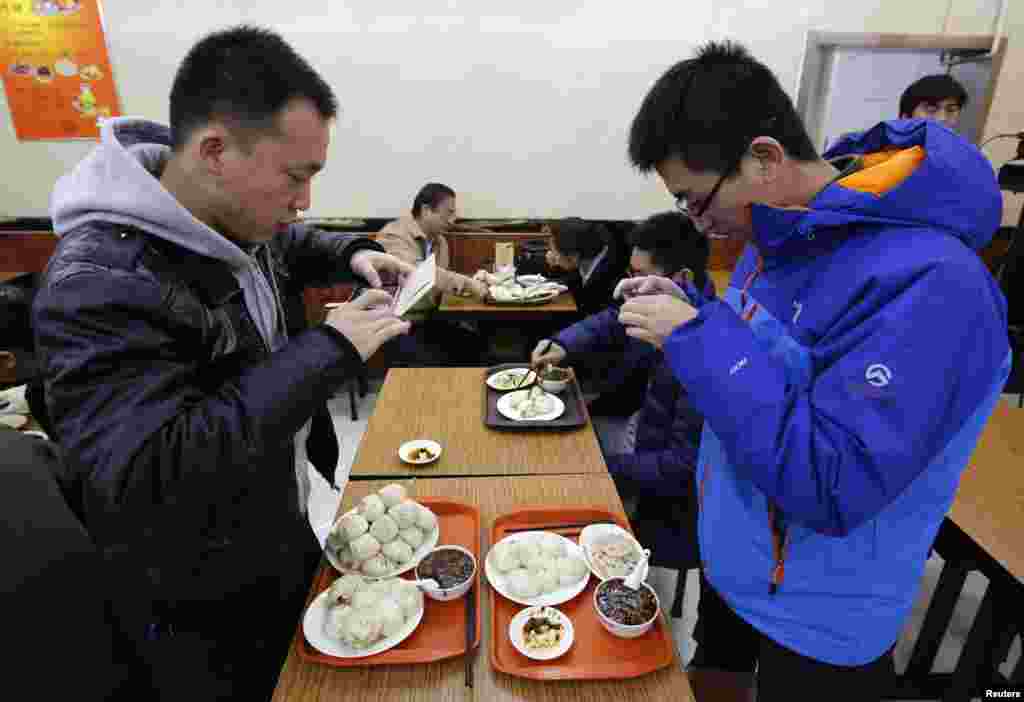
[1, 0, 121, 140]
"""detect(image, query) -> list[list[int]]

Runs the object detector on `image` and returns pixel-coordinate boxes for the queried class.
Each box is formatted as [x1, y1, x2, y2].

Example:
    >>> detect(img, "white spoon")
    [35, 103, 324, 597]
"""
[624, 549, 651, 591]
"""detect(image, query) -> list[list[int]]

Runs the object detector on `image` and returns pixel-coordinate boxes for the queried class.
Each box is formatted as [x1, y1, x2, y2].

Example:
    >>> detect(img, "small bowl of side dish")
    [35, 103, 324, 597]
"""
[509, 605, 574, 660]
[539, 366, 572, 394]
[415, 545, 477, 601]
[593, 577, 660, 638]
[398, 439, 442, 465]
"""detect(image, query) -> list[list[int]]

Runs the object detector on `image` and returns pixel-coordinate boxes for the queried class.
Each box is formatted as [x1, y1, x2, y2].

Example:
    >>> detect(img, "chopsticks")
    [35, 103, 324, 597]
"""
[516, 340, 552, 390]
[464, 581, 475, 688]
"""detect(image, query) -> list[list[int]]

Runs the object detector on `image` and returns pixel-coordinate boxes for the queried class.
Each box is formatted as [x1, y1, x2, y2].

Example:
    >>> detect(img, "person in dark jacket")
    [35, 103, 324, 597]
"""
[32, 26, 412, 702]
[545, 217, 627, 318]
[532, 212, 712, 565]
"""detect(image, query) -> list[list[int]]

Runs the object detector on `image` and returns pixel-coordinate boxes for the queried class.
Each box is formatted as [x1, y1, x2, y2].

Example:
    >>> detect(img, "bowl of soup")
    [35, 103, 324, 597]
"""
[539, 366, 572, 393]
[415, 545, 476, 601]
[593, 577, 660, 638]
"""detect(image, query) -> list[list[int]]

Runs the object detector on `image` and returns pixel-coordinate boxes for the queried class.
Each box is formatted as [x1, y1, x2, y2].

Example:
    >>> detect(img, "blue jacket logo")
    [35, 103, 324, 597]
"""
[866, 363, 892, 387]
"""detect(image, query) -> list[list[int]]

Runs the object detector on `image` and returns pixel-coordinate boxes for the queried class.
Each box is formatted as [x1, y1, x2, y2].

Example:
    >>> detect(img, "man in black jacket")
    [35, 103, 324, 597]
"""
[32, 26, 411, 700]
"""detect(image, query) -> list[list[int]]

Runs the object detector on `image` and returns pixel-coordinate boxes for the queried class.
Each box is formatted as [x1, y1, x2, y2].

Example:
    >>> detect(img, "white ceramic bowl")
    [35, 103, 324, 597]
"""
[398, 439, 442, 465]
[538, 368, 572, 393]
[593, 577, 660, 638]
[509, 606, 574, 661]
[415, 545, 477, 601]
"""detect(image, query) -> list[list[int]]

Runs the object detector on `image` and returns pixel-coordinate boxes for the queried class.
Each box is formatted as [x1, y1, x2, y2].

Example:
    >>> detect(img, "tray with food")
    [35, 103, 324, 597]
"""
[488, 507, 676, 680]
[298, 496, 482, 667]
[482, 364, 589, 430]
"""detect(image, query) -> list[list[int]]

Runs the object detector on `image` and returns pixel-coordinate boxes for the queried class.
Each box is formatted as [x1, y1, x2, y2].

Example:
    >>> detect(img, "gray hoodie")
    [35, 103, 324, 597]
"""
[51, 116, 287, 353]
[50, 117, 315, 508]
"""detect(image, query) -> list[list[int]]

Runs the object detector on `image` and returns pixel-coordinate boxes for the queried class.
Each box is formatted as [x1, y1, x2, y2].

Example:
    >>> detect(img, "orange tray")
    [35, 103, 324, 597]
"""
[489, 506, 677, 680]
[296, 498, 482, 667]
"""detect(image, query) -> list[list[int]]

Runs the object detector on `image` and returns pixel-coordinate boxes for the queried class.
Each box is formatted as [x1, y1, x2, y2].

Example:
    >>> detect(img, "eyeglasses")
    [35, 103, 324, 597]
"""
[674, 145, 749, 219]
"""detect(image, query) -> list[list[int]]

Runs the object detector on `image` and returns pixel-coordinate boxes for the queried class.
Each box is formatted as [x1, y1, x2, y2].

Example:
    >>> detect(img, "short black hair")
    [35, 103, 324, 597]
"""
[552, 218, 610, 260]
[169, 25, 337, 151]
[412, 183, 456, 218]
[899, 74, 968, 118]
[628, 212, 709, 290]
[628, 40, 818, 175]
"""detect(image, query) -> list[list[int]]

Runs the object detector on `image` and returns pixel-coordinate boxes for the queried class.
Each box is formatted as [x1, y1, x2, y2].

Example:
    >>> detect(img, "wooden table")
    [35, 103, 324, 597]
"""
[272, 474, 693, 702]
[891, 400, 1024, 700]
[437, 292, 577, 321]
[349, 368, 606, 479]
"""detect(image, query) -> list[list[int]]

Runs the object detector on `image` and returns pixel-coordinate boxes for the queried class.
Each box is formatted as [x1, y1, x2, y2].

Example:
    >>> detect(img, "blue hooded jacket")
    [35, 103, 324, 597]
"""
[665, 119, 1011, 665]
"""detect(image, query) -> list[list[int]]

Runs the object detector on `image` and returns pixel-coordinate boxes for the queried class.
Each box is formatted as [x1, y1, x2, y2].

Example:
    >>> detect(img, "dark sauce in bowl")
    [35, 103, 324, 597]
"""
[596, 578, 658, 626]
[416, 548, 474, 589]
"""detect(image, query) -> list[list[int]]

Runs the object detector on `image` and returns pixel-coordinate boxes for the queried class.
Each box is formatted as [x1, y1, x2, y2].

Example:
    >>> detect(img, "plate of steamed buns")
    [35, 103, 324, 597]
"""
[325, 484, 440, 579]
[304, 573, 426, 658]
[485, 530, 591, 607]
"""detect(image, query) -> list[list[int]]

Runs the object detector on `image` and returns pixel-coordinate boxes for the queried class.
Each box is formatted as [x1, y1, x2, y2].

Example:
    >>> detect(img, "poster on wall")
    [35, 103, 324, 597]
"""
[0, 0, 121, 140]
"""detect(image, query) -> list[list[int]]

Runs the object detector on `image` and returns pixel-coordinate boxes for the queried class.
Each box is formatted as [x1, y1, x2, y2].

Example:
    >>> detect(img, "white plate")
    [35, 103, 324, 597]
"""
[398, 439, 442, 465]
[578, 523, 645, 581]
[485, 531, 590, 607]
[509, 606, 574, 661]
[302, 587, 425, 659]
[325, 507, 440, 578]
[486, 368, 537, 392]
[516, 274, 548, 286]
[495, 390, 565, 422]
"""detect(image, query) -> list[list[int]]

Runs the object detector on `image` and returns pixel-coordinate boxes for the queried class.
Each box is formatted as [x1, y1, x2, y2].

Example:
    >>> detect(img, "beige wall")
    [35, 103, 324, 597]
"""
[0, 0, 1017, 220]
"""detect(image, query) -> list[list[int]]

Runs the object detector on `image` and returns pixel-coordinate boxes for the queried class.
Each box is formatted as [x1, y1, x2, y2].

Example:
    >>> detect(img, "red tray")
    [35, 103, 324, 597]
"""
[296, 498, 481, 666]
[489, 506, 677, 680]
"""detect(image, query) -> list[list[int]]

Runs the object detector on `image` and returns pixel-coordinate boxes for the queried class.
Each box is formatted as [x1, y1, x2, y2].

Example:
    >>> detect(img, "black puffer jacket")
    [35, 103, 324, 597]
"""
[32, 221, 380, 615]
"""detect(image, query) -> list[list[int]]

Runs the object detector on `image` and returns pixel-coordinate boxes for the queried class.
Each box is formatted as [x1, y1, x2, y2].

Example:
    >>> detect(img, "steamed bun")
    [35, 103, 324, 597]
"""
[327, 574, 365, 606]
[340, 609, 383, 649]
[378, 483, 407, 508]
[359, 494, 387, 522]
[414, 503, 437, 532]
[491, 541, 520, 572]
[555, 555, 588, 587]
[382, 539, 414, 565]
[535, 567, 560, 594]
[515, 540, 541, 566]
[340, 512, 369, 542]
[539, 534, 566, 559]
[506, 568, 540, 599]
[400, 527, 425, 550]
[370, 514, 399, 544]
[362, 554, 392, 577]
[374, 597, 406, 638]
[389, 500, 420, 530]
[391, 580, 423, 619]
[325, 605, 353, 639]
[350, 533, 382, 561]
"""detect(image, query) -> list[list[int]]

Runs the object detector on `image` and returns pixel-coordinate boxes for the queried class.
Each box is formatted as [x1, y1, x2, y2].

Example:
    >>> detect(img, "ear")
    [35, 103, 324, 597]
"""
[748, 136, 785, 185]
[194, 125, 230, 177]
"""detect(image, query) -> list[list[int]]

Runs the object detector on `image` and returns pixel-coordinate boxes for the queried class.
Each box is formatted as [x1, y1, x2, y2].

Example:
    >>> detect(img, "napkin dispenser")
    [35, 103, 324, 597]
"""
[495, 242, 515, 273]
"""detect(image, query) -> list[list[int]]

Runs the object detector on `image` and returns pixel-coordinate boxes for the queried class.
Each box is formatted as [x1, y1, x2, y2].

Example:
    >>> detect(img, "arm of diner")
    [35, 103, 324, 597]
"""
[276, 224, 385, 287]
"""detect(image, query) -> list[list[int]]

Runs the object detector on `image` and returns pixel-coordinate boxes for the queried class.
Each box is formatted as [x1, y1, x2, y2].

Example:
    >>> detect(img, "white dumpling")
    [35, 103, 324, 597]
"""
[524, 552, 553, 575]
[374, 597, 406, 638]
[491, 541, 520, 572]
[341, 609, 383, 649]
[327, 574, 365, 607]
[414, 504, 437, 532]
[400, 527, 425, 549]
[555, 555, 588, 587]
[370, 514, 399, 544]
[391, 580, 424, 619]
[340, 512, 369, 542]
[325, 605, 353, 639]
[350, 533, 382, 561]
[506, 568, 540, 599]
[333, 542, 358, 570]
[359, 494, 387, 522]
[515, 540, 541, 566]
[535, 567, 560, 594]
[351, 586, 381, 610]
[389, 500, 420, 530]
[382, 539, 414, 565]
[539, 534, 566, 559]
[362, 554, 392, 577]
[326, 525, 348, 552]
[378, 483, 408, 508]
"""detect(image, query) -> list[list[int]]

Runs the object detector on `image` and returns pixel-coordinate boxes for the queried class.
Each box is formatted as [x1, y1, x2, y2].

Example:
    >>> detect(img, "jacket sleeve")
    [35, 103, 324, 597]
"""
[33, 267, 365, 523]
[665, 259, 1009, 536]
[554, 305, 630, 357]
[278, 224, 385, 287]
[375, 226, 473, 296]
[604, 389, 702, 497]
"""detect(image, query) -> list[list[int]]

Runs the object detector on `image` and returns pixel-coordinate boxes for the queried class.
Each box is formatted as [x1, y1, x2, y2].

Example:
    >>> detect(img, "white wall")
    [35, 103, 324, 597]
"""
[0, 0, 1014, 219]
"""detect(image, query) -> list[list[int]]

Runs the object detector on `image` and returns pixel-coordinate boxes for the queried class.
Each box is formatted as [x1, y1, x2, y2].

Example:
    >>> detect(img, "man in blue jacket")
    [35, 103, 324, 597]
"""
[32, 26, 411, 701]
[618, 41, 1009, 699]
